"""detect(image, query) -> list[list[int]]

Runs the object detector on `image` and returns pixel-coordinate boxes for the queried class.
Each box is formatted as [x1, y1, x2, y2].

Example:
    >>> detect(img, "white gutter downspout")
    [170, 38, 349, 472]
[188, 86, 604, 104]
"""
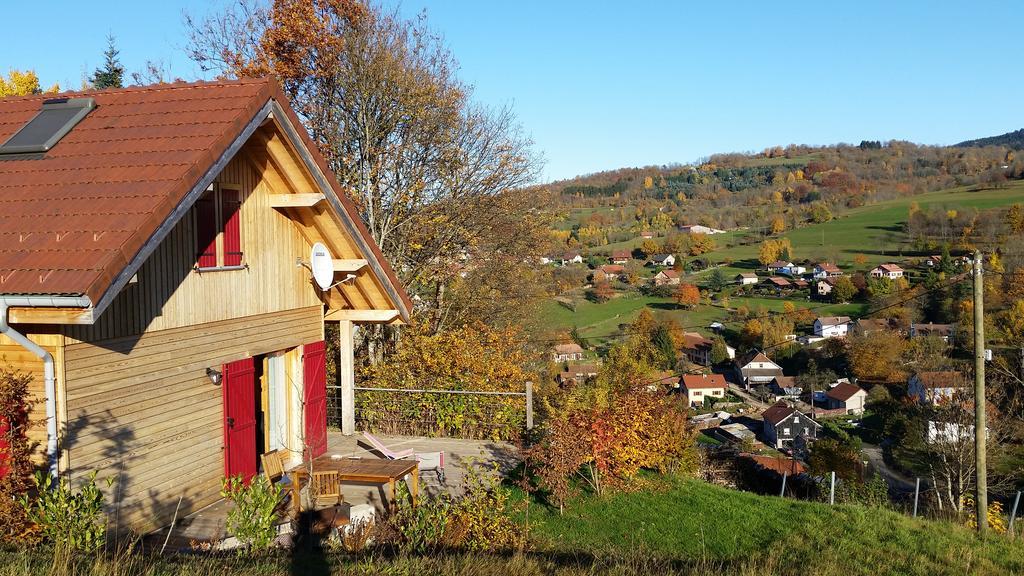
[0, 296, 92, 479]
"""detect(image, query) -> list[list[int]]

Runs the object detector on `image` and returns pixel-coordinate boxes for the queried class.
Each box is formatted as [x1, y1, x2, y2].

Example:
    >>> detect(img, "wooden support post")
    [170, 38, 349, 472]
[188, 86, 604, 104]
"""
[973, 251, 988, 535]
[339, 319, 355, 436]
[913, 478, 921, 518]
[829, 471, 836, 505]
[1010, 491, 1021, 537]
[525, 381, 534, 430]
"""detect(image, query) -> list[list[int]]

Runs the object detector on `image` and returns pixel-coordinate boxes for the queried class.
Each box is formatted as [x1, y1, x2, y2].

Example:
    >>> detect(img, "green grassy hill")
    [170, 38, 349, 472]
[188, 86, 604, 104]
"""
[528, 476, 1024, 576]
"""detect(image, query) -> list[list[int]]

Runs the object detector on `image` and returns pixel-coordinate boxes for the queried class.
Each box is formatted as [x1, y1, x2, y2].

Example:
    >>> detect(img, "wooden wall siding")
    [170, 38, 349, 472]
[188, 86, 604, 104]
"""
[0, 333, 62, 465]
[62, 306, 322, 532]
[64, 152, 323, 344]
[246, 126, 394, 312]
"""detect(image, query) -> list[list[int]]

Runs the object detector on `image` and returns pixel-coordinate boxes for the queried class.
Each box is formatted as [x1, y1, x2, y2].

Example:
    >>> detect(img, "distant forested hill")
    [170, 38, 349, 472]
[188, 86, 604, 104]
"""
[956, 128, 1024, 149]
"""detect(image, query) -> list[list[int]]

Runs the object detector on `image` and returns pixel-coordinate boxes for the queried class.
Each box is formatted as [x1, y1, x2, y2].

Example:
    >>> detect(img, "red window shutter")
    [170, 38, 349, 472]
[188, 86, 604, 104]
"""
[223, 357, 258, 482]
[303, 341, 328, 459]
[221, 189, 243, 267]
[196, 194, 218, 268]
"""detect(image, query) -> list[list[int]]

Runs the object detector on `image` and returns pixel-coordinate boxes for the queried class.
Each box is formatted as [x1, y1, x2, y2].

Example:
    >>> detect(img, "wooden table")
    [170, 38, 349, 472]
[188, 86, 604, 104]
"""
[288, 456, 419, 515]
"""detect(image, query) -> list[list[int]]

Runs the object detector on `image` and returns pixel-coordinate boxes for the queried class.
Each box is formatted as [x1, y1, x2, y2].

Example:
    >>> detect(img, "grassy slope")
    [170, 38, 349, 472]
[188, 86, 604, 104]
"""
[529, 477, 1024, 576]
[541, 293, 865, 340]
[539, 182, 1024, 340]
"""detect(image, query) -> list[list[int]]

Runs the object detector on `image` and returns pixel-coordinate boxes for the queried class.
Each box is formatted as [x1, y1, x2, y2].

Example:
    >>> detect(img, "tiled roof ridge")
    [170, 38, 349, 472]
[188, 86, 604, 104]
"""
[0, 78, 271, 104]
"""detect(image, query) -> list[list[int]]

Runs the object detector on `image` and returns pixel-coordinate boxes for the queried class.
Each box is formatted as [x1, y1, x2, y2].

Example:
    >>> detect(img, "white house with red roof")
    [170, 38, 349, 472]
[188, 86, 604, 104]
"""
[870, 263, 904, 279]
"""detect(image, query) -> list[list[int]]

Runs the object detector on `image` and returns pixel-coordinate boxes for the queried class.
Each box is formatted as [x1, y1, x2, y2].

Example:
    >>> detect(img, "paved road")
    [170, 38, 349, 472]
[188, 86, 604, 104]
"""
[862, 443, 917, 494]
[727, 383, 769, 411]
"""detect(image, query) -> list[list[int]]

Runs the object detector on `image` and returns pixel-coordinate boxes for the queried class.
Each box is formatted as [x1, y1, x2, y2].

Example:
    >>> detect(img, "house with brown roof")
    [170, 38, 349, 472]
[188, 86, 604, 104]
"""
[851, 317, 893, 336]
[735, 351, 784, 390]
[812, 262, 843, 279]
[814, 316, 851, 338]
[769, 376, 802, 399]
[680, 374, 727, 406]
[909, 371, 967, 405]
[761, 401, 819, 449]
[556, 363, 600, 387]
[609, 249, 631, 264]
[0, 79, 412, 531]
[910, 322, 955, 344]
[826, 382, 868, 415]
[870, 263, 904, 279]
[653, 269, 681, 286]
[551, 343, 585, 362]
[593, 264, 624, 282]
[736, 272, 759, 285]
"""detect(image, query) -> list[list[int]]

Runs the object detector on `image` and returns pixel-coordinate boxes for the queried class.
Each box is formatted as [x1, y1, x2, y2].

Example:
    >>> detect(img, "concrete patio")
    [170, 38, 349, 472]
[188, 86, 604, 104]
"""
[145, 431, 518, 551]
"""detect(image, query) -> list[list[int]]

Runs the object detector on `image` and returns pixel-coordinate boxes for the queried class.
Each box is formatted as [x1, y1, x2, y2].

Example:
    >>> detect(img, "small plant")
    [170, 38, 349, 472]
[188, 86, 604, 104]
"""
[0, 366, 37, 544]
[20, 470, 110, 552]
[964, 497, 1008, 534]
[220, 475, 282, 553]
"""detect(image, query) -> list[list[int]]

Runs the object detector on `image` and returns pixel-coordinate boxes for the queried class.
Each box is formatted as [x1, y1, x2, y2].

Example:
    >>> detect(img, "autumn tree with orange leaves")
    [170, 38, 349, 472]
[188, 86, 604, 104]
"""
[674, 283, 700, 309]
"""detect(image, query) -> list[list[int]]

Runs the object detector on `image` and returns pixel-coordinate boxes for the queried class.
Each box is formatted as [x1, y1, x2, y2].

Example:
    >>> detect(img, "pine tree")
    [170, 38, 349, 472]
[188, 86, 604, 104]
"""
[91, 34, 124, 89]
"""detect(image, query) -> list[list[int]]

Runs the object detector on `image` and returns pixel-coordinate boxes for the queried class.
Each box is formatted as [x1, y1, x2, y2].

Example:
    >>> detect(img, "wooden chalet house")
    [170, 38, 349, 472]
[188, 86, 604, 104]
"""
[0, 80, 412, 531]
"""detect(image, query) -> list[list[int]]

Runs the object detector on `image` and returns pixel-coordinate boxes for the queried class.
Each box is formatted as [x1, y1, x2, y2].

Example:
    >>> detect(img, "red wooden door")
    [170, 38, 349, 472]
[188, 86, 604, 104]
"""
[223, 357, 257, 481]
[303, 341, 328, 459]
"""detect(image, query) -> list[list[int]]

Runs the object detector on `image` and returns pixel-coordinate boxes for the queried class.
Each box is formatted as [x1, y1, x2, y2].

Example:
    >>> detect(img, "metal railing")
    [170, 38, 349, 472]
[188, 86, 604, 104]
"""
[326, 382, 533, 440]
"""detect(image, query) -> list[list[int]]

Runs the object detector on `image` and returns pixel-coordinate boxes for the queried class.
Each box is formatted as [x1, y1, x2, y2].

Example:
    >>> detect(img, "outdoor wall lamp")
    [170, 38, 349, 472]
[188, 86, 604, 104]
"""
[206, 367, 223, 386]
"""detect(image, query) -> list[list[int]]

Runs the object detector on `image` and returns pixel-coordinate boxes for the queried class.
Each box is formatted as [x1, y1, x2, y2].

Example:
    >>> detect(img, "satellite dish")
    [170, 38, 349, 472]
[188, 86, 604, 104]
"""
[310, 242, 334, 290]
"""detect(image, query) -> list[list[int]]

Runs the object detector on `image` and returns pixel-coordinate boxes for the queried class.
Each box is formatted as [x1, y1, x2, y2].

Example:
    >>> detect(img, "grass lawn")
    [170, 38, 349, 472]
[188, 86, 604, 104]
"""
[703, 181, 1024, 269]
[539, 292, 867, 343]
[528, 476, 1024, 576]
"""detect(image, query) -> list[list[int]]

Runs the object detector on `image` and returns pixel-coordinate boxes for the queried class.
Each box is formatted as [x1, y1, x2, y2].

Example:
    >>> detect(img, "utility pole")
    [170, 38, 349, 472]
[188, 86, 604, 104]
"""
[973, 250, 988, 535]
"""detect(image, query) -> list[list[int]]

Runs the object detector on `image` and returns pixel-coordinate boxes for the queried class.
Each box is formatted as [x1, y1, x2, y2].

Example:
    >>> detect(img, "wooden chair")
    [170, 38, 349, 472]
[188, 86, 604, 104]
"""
[309, 470, 343, 509]
[261, 450, 286, 483]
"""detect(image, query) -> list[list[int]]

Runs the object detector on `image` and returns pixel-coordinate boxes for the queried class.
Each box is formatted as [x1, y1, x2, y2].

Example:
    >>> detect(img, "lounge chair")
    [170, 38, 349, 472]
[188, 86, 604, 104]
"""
[361, 431, 446, 482]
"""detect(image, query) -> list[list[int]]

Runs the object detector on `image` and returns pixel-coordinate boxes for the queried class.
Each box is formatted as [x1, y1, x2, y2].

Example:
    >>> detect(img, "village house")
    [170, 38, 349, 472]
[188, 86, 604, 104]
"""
[680, 332, 713, 365]
[825, 382, 868, 415]
[814, 316, 851, 338]
[769, 376, 802, 399]
[0, 79, 415, 531]
[736, 272, 759, 285]
[851, 317, 893, 336]
[735, 351, 784, 390]
[679, 224, 725, 235]
[679, 374, 727, 406]
[908, 371, 967, 405]
[763, 276, 792, 293]
[870, 263, 904, 279]
[767, 260, 792, 274]
[551, 343, 585, 363]
[640, 230, 654, 239]
[593, 264, 625, 282]
[649, 253, 676, 267]
[559, 251, 583, 265]
[923, 255, 942, 268]
[791, 278, 809, 289]
[762, 402, 820, 449]
[782, 263, 807, 276]
[812, 262, 843, 279]
[816, 278, 835, 297]
[653, 269, 681, 286]
[909, 322, 955, 344]
[556, 363, 600, 387]
[609, 249, 631, 264]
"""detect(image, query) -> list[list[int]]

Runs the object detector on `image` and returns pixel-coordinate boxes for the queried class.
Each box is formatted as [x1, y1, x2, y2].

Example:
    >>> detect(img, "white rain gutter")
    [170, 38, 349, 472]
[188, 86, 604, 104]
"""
[0, 295, 92, 479]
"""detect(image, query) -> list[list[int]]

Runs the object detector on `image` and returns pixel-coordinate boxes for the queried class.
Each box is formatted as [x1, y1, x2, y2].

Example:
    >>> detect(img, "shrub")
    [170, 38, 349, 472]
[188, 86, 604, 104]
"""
[385, 462, 524, 553]
[20, 470, 109, 552]
[220, 475, 282, 553]
[0, 366, 36, 544]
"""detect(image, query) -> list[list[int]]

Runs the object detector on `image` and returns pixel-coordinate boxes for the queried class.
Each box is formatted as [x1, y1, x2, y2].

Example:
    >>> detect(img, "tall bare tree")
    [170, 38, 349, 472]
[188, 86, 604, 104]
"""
[186, 0, 545, 340]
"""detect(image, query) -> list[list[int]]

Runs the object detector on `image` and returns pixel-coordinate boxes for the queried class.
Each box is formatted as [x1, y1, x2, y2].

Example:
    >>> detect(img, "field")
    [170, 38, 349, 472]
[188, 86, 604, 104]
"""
[539, 181, 1024, 341]
[540, 292, 865, 343]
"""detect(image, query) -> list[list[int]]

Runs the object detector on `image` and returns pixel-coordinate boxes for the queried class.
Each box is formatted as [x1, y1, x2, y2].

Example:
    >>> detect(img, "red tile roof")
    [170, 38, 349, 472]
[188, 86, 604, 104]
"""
[826, 381, 865, 402]
[0, 79, 411, 314]
[761, 401, 796, 425]
[681, 373, 727, 390]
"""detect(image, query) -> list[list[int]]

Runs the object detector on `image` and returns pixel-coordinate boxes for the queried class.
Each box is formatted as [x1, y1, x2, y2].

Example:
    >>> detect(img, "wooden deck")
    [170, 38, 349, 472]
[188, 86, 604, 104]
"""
[144, 431, 517, 551]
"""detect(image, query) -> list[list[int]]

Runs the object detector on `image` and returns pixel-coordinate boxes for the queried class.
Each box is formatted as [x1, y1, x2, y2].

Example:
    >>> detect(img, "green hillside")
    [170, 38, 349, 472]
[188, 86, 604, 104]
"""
[529, 476, 1024, 576]
[957, 128, 1024, 150]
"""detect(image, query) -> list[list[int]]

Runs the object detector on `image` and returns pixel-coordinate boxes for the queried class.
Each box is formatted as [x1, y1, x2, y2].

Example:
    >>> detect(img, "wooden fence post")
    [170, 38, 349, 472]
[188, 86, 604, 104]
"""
[525, 381, 534, 430]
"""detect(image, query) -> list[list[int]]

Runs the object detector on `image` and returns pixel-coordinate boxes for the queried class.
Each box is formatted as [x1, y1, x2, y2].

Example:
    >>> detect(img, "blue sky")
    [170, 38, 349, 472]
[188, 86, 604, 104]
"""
[3, 1, 1022, 181]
